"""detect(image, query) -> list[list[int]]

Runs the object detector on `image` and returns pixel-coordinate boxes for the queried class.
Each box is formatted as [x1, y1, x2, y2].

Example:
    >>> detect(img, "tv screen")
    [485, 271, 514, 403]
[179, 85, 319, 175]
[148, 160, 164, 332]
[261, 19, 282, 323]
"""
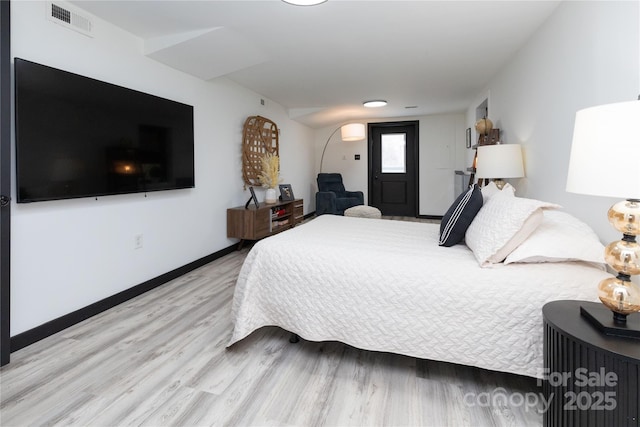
[14, 58, 195, 203]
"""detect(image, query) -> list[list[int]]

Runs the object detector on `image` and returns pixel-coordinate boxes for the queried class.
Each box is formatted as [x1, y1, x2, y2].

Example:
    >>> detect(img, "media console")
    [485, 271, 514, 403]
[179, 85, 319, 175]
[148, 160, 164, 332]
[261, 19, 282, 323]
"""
[227, 198, 303, 248]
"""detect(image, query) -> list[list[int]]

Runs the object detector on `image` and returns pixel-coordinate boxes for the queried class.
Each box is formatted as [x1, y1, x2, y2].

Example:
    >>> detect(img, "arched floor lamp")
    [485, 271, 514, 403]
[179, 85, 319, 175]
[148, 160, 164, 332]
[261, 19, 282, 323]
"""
[319, 123, 366, 172]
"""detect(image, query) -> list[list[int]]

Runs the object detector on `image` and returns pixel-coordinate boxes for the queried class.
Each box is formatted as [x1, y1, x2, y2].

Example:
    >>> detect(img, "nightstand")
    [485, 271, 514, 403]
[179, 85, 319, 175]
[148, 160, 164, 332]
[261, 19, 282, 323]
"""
[542, 300, 640, 427]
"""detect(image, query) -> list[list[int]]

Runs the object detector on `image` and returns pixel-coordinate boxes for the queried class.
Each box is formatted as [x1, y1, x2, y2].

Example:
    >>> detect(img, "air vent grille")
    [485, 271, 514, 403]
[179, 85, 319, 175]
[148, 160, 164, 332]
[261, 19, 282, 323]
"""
[47, 2, 93, 37]
[51, 3, 70, 24]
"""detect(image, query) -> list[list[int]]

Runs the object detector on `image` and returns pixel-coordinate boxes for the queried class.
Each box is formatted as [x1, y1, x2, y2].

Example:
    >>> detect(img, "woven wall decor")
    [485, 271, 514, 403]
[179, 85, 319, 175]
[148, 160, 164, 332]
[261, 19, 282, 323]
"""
[242, 115, 279, 188]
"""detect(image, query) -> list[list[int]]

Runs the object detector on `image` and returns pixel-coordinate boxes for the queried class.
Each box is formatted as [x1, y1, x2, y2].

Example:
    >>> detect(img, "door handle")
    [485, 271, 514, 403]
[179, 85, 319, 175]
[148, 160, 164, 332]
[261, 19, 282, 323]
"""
[0, 195, 10, 207]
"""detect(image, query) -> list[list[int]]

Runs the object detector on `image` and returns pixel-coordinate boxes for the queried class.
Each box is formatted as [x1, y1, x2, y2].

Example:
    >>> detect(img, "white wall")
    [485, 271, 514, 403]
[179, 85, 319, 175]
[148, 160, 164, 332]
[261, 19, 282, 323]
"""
[10, 1, 314, 335]
[315, 113, 466, 216]
[468, 0, 639, 243]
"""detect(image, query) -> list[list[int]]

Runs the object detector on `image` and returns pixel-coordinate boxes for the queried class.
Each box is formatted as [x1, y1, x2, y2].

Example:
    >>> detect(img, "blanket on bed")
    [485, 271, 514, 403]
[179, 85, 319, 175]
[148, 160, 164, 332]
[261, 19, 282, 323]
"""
[228, 215, 611, 378]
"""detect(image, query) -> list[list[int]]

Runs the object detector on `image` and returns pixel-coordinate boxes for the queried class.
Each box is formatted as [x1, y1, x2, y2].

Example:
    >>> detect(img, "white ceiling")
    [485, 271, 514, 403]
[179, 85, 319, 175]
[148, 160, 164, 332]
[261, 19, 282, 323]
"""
[72, 0, 561, 128]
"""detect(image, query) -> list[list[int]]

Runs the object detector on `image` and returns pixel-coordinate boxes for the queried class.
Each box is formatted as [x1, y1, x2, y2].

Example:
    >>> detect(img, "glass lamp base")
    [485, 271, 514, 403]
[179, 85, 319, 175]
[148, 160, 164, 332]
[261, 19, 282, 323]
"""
[580, 304, 640, 339]
[493, 179, 506, 190]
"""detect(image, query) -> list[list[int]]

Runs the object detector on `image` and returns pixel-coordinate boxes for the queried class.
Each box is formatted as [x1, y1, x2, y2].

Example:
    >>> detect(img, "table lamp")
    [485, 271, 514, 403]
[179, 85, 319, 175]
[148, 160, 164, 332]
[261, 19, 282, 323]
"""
[475, 143, 524, 189]
[566, 99, 640, 337]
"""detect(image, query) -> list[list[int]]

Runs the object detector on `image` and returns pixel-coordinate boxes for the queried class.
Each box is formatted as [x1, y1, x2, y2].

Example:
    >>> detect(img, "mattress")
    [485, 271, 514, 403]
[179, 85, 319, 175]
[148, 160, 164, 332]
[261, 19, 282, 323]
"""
[227, 215, 611, 378]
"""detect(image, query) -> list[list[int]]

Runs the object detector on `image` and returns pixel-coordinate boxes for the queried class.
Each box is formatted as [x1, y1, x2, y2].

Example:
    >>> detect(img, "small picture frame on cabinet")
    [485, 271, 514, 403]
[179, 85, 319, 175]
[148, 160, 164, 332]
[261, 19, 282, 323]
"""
[279, 184, 295, 201]
[466, 128, 472, 148]
[245, 186, 260, 209]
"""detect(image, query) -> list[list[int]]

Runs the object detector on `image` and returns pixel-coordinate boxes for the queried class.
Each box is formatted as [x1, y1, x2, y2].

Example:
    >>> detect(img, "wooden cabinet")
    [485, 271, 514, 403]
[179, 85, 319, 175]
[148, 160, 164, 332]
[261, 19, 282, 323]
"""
[227, 198, 303, 245]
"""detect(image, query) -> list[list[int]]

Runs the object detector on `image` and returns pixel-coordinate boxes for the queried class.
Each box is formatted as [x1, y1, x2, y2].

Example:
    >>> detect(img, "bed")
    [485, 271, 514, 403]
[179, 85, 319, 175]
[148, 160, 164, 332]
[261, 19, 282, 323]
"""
[227, 189, 612, 379]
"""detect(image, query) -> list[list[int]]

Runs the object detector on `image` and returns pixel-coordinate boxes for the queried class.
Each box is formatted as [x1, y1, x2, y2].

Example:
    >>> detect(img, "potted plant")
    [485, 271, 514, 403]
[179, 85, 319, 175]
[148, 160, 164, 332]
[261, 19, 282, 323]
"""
[258, 152, 280, 203]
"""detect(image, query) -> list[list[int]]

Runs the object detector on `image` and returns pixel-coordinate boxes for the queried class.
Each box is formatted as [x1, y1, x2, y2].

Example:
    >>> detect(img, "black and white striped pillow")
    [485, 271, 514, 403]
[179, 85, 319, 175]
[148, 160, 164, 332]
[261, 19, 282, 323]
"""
[439, 185, 483, 247]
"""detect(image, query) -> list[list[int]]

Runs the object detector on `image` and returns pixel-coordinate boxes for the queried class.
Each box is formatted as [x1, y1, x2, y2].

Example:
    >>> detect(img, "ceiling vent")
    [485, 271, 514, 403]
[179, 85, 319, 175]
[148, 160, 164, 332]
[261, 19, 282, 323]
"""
[47, 2, 93, 37]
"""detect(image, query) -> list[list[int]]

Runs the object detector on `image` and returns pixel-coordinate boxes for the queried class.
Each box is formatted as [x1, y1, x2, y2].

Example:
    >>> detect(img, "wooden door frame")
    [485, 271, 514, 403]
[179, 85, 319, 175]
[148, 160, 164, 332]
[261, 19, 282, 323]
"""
[367, 121, 419, 216]
[1, 0, 11, 366]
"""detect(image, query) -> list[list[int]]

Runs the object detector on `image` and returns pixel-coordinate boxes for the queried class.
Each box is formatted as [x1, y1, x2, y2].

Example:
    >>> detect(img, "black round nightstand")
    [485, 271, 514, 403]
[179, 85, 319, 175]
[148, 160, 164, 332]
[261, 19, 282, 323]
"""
[543, 300, 640, 427]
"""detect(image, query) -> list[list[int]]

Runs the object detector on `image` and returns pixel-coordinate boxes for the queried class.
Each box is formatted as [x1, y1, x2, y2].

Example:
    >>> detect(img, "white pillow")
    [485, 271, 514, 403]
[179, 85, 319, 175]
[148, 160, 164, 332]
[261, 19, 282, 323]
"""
[481, 181, 515, 203]
[504, 210, 605, 267]
[465, 191, 560, 267]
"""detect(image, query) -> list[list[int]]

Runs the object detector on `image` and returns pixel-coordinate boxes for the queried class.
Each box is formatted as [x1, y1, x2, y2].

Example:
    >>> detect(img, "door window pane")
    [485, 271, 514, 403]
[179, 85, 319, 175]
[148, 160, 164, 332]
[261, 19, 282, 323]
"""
[381, 133, 406, 173]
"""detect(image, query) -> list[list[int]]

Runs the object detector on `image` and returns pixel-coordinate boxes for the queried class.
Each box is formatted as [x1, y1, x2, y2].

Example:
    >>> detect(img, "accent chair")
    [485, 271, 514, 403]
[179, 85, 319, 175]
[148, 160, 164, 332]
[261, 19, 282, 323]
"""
[316, 173, 364, 216]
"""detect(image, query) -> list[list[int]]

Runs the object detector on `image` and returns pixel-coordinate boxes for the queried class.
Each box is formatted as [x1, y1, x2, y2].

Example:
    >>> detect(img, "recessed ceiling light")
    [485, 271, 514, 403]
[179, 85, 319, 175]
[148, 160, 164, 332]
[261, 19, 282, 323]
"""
[363, 100, 387, 108]
[282, 0, 327, 5]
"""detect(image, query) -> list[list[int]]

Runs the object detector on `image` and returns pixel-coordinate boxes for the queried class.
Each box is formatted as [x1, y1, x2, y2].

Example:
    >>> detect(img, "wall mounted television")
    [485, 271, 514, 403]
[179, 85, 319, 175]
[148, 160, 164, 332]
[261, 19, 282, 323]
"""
[14, 58, 195, 203]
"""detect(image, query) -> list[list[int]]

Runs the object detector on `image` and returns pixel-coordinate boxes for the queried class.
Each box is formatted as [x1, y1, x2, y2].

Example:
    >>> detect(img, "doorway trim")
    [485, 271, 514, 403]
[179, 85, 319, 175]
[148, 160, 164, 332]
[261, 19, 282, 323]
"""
[1, 0, 11, 366]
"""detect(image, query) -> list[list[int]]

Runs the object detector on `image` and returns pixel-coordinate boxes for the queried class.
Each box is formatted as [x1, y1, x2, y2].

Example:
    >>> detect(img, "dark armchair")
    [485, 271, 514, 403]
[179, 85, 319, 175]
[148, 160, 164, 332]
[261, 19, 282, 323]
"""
[316, 173, 364, 215]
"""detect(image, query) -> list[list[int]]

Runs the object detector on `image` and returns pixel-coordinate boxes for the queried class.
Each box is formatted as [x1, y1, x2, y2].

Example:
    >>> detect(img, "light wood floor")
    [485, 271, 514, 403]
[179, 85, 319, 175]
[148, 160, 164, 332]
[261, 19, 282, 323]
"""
[0, 226, 544, 426]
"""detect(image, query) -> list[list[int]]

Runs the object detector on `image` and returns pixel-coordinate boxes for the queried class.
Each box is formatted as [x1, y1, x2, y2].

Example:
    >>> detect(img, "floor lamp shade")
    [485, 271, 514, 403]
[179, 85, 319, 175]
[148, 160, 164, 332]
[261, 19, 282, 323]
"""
[319, 123, 365, 172]
[340, 123, 366, 141]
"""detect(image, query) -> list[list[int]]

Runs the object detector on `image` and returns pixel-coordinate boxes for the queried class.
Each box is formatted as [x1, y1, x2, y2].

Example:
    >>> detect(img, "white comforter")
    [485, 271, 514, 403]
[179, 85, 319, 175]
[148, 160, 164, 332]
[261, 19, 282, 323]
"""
[228, 215, 611, 378]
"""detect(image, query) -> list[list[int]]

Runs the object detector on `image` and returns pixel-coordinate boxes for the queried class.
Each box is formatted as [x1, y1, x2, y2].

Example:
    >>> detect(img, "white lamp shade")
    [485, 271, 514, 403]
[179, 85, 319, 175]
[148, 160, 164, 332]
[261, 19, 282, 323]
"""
[566, 100, 640, 199]
[475, 144, 524, 179]
[340, 123, 366, 141]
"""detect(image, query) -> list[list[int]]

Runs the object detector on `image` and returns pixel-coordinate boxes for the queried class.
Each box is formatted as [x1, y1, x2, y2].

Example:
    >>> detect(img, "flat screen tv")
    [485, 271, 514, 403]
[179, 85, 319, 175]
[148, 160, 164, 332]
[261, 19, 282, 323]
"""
[14, 58, 195, 203]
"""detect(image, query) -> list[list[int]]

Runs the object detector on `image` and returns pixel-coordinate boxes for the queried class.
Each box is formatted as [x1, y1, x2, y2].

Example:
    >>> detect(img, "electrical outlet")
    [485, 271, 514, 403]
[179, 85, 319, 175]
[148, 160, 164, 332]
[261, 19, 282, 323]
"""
[134, 234, 143, 249]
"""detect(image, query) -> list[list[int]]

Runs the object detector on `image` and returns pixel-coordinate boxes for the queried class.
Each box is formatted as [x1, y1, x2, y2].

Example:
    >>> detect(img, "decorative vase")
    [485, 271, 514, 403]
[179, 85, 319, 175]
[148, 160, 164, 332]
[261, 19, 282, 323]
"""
[265, 188, 277, 204]
[474, 117, 493, 136]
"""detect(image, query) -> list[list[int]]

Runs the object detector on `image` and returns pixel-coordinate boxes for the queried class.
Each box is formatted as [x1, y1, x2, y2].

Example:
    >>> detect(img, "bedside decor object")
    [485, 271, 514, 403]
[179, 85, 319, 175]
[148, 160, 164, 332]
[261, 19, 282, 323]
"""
[566, 99, 640, 337]
[242, 115, 279, 188]
[319, 123, 365, 172]
[475, 143, 524, 190]
[279, 184, 295, 201]
[258, 152, 280, 204]
[474, 117, 493, 136]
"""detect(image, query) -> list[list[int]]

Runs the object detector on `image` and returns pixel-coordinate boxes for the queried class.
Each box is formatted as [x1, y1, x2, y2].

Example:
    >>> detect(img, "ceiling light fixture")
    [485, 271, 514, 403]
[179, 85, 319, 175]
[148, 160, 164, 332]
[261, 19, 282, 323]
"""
[282, 0, 327, 6]
[363, 100, 387, 108]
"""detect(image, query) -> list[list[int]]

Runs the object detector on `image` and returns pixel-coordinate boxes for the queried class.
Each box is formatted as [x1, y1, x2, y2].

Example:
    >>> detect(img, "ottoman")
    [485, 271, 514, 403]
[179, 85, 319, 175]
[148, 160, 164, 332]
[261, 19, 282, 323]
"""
[344, 205, 382, 219]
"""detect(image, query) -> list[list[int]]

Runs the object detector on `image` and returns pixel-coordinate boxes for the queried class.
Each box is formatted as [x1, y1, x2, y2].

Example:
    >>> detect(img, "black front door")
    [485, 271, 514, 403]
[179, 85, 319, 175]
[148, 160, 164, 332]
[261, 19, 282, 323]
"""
[369, 121, 418, 216]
